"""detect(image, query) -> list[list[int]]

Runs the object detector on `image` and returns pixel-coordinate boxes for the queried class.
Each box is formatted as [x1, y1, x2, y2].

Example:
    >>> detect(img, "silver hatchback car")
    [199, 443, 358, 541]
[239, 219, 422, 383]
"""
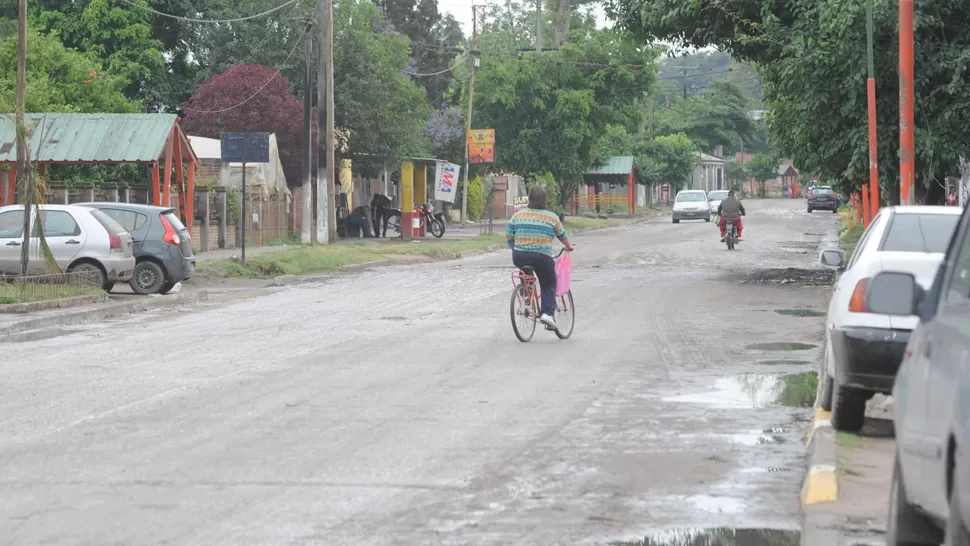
[0, 204, 135, 289]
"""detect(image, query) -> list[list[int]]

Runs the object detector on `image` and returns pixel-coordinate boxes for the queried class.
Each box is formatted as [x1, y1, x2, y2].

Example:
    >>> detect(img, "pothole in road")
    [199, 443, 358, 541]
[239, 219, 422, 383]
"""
[742, 268, 835, 286]
[663, 373, 817, 409]
[746, 342, 817, 351]
[612, 528, 800, 545]
[758, 359, 811, 366]
[775, 308, 825, 317]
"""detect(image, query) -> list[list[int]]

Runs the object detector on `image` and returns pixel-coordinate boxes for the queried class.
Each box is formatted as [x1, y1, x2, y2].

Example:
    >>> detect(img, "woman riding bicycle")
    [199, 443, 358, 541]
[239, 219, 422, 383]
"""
[505, 186, 574, 330]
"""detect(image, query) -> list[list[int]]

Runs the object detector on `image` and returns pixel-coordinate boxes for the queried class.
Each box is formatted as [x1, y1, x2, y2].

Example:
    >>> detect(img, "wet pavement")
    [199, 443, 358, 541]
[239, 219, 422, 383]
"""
[0, 199, 841, 545]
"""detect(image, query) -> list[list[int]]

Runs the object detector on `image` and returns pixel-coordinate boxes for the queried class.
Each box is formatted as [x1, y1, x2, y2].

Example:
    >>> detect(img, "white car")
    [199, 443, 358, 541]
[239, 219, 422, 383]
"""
[817, 206, 962, 431]
[672, 190, 711, 223]
[0, 204, 135, 289]
[707, 190, 730, 214]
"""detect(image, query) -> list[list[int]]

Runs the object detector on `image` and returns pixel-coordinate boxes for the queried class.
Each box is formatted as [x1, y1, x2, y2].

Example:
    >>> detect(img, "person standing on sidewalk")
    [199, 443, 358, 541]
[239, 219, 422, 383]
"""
[505, 186, 574, 330]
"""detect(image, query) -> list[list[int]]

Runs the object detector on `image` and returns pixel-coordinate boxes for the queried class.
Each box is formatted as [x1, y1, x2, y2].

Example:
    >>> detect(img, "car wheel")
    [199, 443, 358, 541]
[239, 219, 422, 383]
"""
[832, 208, 839, 214]
[831, 380, 867, 432]
[808, 208, 813, 213]
[130, 261, 166, 295]
[103, 282, 115, 293]
[672, 218, 680, 224]
[819, 371, 834, 411]
[68, 262, 107, 291]
[888, 456, 944, 545]
[705, 216, 711, 222]
[159, 280, 177, 294]
[946, 483, 970, 546]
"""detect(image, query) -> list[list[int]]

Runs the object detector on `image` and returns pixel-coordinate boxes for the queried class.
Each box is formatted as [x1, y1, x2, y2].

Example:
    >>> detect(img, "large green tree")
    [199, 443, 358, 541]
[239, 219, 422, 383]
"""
[606, 0, 970, 203]
[474, 28, 658, 208]
[654, 80, 757, 155]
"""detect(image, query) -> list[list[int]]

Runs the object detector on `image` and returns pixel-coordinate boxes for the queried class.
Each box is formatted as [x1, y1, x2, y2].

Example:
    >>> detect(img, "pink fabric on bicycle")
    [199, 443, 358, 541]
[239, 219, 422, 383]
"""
[555, 252, 572, 296]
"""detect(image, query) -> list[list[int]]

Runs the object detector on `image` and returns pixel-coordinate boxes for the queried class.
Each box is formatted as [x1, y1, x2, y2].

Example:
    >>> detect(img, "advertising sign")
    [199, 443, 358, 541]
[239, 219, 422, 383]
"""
[434, 161, 460, 203]
[513, 196, 528, 211]
[467, 129, 495, 164]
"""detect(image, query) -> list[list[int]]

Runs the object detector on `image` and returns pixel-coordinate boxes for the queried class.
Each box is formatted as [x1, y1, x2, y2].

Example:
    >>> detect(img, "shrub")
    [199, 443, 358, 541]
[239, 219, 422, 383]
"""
[467, 176, 485, 220]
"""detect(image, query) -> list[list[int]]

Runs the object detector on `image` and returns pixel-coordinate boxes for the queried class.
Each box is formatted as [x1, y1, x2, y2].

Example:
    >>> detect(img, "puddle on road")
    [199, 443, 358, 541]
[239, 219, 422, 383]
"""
[746, 342, 817, 351]
[664, 373, 817, 409]
[741, 267, 834, 286]
[613, 528, 800, 546]
[757, 359, 810, 366]
[775, 308, 825, 317]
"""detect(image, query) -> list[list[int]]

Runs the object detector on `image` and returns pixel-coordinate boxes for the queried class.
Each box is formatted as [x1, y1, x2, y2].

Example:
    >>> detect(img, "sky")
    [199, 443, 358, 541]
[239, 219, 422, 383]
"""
[439, 0, 611, 37]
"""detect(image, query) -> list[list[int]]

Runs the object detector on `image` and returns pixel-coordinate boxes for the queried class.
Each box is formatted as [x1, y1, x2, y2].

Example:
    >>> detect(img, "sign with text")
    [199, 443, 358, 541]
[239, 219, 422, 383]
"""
[220, 132, 270, 163]
[467, 129, 495, 164]
[434, 161, 460, 203]
[513, 196, 528, 210]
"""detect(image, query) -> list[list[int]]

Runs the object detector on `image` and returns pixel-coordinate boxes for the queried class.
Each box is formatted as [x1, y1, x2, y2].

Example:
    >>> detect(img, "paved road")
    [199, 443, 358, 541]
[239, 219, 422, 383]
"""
[1, 200, 839, 545]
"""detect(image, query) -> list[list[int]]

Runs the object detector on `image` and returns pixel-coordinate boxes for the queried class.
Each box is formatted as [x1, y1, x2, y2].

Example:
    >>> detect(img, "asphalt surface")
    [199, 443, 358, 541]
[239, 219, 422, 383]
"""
[1, 199, 840, 545]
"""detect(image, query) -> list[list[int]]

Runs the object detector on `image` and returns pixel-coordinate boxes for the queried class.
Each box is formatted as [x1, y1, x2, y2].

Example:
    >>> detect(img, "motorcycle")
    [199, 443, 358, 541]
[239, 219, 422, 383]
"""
[389, 203, 446, 238]
[723, 218, 739, 250]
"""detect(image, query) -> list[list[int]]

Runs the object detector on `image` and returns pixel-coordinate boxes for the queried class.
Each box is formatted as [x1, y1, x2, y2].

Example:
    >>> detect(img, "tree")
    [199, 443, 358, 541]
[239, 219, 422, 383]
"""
[0, 28, 139, 113]
[653, 80, 756, 154]
[181, 64, 310, 186]
[746, 153, 778, 198]
[652, 133, 696, 191]
[474, 28, 658, 208]
[606, 0, 970, 202]
[334, 0, 430, 172]
[725, 161, 749, 192]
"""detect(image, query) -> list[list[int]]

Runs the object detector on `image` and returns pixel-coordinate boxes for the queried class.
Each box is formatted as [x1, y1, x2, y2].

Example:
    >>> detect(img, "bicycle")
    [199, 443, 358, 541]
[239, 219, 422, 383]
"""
[510, 248, 575, 342]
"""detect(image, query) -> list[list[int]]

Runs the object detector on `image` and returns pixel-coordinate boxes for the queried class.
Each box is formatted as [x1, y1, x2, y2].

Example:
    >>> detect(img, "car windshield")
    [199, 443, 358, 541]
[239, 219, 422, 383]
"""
[708, 191, 729, 200]
[676, 192, 706, 202]
[880, 213, 959, 254]
[813, 189, 834, 196]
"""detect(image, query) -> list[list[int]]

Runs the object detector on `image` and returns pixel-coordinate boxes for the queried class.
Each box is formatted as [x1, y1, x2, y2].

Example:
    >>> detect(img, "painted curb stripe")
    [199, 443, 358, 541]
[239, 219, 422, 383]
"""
[806, 407, 833, 442]
[801, 465, 838, 505]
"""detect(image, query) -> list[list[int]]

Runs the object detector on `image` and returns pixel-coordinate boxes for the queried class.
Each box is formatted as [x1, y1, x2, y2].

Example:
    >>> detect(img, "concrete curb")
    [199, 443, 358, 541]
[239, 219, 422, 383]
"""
[0, 290, 209, 342]
[801, 407, 841, 546]
[0, 293, 109, 314]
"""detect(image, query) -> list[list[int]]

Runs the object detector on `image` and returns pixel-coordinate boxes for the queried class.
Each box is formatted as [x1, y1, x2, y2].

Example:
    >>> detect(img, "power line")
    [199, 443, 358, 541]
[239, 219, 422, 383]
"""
[177, 26, 308, 114]
[118, 0, 300, 24]
[403, 56, 466, 77]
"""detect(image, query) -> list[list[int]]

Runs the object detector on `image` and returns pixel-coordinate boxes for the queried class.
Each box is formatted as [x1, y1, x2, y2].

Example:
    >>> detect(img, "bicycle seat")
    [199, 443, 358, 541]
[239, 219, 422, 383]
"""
[519, 266, 536, 276]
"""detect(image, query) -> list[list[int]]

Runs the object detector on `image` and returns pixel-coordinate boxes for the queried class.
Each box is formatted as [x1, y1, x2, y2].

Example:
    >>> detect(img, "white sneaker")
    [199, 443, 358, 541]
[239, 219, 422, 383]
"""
[539, 314, 557, 331]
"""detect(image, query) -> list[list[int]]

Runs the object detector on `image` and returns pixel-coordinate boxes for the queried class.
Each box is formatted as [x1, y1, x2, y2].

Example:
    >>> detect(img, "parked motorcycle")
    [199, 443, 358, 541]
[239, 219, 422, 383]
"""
[388, 203, 445, 238]
[723, 218, 739, 250]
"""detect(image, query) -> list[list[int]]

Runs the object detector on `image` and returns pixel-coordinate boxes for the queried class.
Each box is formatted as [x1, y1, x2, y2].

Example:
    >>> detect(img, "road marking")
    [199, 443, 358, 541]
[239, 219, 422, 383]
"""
[801, 464, 838, 505]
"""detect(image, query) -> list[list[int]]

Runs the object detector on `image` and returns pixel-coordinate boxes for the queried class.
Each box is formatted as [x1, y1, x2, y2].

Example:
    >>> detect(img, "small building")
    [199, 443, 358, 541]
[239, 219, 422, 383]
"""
[777, 164, 799, 197]
[574, 156, 639, 214]
[691, 152, 725, 193]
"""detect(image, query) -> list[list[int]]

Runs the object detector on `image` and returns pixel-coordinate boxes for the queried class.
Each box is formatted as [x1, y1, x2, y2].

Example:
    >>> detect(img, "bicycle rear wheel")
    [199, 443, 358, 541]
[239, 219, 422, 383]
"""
[555, 290, 575, 339]
[510, 284, 537, 342]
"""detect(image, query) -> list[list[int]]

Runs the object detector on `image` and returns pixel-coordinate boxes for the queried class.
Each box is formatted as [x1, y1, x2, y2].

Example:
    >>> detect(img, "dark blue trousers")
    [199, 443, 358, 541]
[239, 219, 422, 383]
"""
[512, 250, 557, 316]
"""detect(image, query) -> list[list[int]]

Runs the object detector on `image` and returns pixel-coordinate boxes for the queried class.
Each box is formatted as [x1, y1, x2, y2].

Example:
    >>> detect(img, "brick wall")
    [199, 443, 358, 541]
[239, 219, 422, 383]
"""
[192, 221, 237, 252]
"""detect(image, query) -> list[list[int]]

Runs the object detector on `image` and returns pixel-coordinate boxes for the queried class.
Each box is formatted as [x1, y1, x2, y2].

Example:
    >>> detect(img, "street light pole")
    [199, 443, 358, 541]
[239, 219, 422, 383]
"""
[460, 5, 481, 225]
[899, 0, 915, 205]
[866, 0, 880, 218]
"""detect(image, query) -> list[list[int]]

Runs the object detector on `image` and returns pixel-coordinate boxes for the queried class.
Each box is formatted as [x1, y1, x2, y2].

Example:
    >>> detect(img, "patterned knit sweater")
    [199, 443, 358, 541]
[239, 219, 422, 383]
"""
[505, 208, 567, 257]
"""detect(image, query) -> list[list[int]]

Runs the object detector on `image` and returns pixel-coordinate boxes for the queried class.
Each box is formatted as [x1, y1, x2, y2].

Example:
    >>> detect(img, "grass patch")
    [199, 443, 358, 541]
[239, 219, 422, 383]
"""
[836, 431, 866, 450]
[776, 372, 818, 407]
[841, 223, 865, 260]
[564, 217, 631, 231]
[775, 308, 826, 317]
[0, 282, 104, 304]
[196, 234, 505, 279]
[746, 342, 818, 351]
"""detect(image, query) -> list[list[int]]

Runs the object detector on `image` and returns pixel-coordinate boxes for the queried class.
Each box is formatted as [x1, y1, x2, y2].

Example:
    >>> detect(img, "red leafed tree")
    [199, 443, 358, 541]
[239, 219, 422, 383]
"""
[181, 64, 315, 187]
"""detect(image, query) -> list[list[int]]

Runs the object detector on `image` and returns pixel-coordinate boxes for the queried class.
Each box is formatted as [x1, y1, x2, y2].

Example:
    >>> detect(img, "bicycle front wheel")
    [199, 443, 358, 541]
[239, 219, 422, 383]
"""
[555, 290, 575, 339]
[510, 284, 537, 342]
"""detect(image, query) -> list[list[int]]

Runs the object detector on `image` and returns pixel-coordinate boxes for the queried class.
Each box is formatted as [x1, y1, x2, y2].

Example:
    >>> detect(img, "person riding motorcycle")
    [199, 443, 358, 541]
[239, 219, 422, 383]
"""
[717, 190, 746, 242]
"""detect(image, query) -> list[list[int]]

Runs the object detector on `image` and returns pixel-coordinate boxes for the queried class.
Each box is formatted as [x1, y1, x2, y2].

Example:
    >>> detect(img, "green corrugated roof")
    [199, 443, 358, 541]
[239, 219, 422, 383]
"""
[586, 156, 636, 176]
[0, 113, 179, 163]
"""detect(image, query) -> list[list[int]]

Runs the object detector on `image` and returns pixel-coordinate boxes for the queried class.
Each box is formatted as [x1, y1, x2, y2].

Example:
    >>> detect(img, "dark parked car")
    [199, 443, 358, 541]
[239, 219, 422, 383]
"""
[808, 187, 840, 213]
[864, 202, 970, 545]
[78, 203, 195, 294]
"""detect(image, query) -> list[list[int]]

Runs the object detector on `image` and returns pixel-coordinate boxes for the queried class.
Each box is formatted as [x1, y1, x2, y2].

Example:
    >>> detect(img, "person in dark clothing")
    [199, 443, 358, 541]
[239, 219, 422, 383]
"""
[717, 190, 746, 241]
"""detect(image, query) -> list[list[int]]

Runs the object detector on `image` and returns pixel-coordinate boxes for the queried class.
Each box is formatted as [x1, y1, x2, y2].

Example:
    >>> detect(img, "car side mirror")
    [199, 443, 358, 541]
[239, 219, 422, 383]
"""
[865, 271, 923, 316]
[819, 248, 846, 270]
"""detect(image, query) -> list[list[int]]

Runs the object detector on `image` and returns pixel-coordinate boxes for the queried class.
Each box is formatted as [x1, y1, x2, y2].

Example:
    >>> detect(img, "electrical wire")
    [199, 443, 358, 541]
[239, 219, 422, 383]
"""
[178, 25, 309, 114]
[403, 56, 466, 77]
[118, 0, 301, 24]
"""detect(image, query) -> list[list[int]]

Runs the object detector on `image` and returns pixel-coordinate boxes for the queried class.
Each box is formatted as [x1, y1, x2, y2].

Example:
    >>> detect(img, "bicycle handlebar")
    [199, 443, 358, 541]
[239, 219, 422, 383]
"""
[553, 244, 576, 258]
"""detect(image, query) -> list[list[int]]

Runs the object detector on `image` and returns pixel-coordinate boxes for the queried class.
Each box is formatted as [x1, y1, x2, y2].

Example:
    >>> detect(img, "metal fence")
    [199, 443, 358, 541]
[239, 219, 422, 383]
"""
[0, 270, 104, 304]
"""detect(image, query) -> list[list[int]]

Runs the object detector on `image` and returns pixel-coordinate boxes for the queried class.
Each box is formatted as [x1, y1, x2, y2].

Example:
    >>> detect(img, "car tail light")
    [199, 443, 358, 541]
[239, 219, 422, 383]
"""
[830, 195, 837, 200]
[848, 278, 870, 313]
[108, 232, 122, 252]
[160, 214, 181, 246]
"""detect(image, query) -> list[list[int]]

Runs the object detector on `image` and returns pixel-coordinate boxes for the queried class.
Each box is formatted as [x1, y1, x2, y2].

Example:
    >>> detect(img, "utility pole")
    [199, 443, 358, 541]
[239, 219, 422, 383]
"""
[324, 0, 336, 243]
[899, 0, 915, 205]
[866, 0, 880, 217]
[16, 0, 29, 275]
[301, 20, 312, 244]
[460, 5, 481, 225]
[535, 0, 541, 52]
[315, 0, 332, 243]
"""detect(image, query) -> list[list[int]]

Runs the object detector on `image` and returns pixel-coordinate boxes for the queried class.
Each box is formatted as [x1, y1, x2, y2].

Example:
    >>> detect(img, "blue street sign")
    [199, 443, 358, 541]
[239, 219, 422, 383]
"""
[220, 132, 270, 163]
